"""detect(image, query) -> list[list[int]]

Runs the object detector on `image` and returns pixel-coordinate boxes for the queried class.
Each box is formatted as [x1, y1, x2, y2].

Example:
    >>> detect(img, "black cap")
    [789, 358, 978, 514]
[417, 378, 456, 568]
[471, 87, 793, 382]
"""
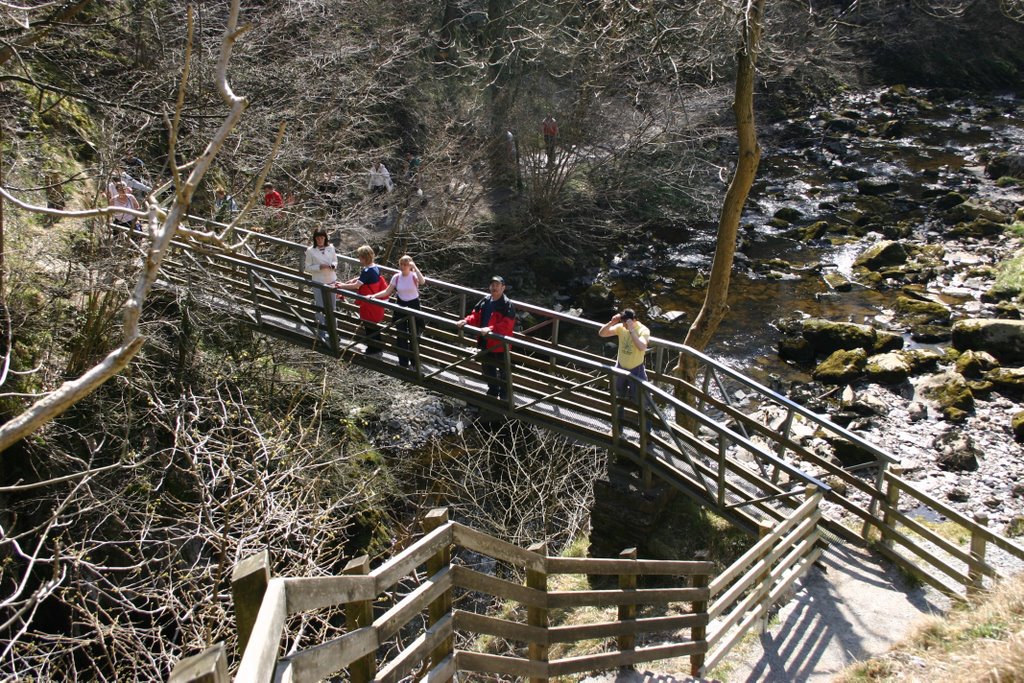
[620, 308, 636, 321]
[490, 276, 505, 285]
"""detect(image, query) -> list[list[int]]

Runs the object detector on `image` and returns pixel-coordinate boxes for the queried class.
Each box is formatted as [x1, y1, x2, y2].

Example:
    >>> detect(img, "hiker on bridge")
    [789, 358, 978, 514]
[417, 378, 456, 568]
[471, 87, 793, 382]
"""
[108, 181, 141, 231]
[599, 309, 650, 419]
[373, 255, 426, 368]
[337, 245, 388, 355]
[457, 276, 516, 399]
[304, 227, 337, 325]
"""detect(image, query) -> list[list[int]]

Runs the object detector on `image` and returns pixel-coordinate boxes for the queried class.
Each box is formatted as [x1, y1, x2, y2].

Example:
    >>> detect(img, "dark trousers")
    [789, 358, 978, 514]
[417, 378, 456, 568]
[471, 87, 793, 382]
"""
[480, 349, 509, 398]
[394, 297, 423, 367]
[360, 321, 383, 354]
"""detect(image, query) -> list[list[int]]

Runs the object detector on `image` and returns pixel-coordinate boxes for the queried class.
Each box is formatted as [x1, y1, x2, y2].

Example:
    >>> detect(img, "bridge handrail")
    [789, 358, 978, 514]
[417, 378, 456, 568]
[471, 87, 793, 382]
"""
[173, 221, 896, 467]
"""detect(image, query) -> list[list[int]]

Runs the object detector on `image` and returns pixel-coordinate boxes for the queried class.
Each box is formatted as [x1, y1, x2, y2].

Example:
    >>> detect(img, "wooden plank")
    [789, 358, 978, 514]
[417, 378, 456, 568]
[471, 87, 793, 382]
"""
[881, 503, 996, 577]
[547, 586, 709, 609]
[374, 566, 454, 642]
[451, 566, 547, 608]
[417, 654, 457, 683]
[710, 498, 820, 596]
[283, 575, 376, 614]
[373, 523, 454, 592]
[886, 472, 1024, 561]
[546, 640, 706, 677]
[452, 523, 546, 571]
[546, 557, 714, 576]
[453, 609, 547, 645]
[284, 627, 379, 681]
[235, 578, 287, 683]
[548, 613, 709, 643]
[876, 525, 971, 588]
[374, 613, 454, 683]
[454, 651, 546, 678]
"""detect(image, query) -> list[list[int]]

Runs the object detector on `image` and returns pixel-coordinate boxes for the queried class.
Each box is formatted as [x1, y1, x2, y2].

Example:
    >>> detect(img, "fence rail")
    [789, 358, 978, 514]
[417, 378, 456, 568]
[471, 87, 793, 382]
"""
[171, 500, 828, 683]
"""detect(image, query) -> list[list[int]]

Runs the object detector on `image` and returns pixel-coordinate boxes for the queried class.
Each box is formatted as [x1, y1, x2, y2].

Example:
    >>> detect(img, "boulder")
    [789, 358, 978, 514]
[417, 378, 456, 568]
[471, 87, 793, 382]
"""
[954, 349, 999, 378]
[854, 240, 908, 271]
[824, 435, 878, 468]
[983, 366, 1024, 393]
[984, 152, 1024, 180]
[948, 218, 1006, 238]
[914, 371, 974, 422]
[857, 177, 900, 195]
[1013, 411, 1024, 442]
[943, 200, 1009, 225]
[773, 207, 803, 223]
[951, 319, 1024, 364]
[778, 336, 815, 363]
[895, 295, 951, 325]
[813, 348, 867, 384]
[801, 318, 877, 354]
[933, 432, 981, 472]
[865, 352, 913, 384]
[873, 330, 905, 353]
[933, 192, 966, 210]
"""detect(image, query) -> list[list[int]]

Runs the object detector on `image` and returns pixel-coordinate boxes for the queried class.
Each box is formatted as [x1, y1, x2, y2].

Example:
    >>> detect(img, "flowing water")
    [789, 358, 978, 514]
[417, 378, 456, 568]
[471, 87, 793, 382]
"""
[588, 87, 1024, 385]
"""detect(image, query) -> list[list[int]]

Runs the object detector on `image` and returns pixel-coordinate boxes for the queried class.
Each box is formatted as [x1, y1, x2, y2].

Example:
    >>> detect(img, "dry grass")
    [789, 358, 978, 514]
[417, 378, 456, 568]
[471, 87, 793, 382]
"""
[837, 573, 1024, 682]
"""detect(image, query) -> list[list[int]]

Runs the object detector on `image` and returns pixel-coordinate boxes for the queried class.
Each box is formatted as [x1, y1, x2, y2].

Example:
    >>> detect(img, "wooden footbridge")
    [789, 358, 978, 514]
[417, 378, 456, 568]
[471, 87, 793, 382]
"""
[152, 223, 1024, 682]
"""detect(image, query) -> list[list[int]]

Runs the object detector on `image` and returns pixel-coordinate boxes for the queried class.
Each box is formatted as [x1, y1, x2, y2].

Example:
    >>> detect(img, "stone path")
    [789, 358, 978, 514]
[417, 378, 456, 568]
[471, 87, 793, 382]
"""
[581, 543, 949, 683]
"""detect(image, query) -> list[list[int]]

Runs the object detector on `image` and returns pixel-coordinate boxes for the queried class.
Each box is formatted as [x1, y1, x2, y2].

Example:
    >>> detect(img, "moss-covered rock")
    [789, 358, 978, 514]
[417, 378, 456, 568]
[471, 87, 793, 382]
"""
[895, 295, 951, 325]
[943, 200, 1009, 225]
[865, 352, 913, 384]
[954, 349, 1000, 378]
[915, 371, 974, 422]
[854, 240, 908, 271]
[951, 318, 1024, 364]
[813, 348, 867, 384]
[801, 318, 877, 354]
[904, 348, 944, 373]
[1013, 411, 1024, 442]
[933, 192, 966, 210]
[778, 335, 815, 363]
[873, 329, 905, 353]
[983, 366, 1024, 393]
[948, 218, 1006, 238]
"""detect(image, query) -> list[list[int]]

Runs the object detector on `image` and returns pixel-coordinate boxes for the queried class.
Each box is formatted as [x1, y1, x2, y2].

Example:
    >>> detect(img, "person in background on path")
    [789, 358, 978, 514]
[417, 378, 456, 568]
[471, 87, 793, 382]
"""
[373, 255, 426, 368]
[599, 309, 650, 421]
[368, 160, 394, 196]
[107, 167, 151, 201]
[213, 187, 238, 222]
[108, 181, 140, 231]
[304, 227, 337, 325]
[542, 114, 558, 165]
[263, 181, 284, 208]
[457, 276, 516, 399]
[337, 244, 388, 354]
[404, 152, 421, 192]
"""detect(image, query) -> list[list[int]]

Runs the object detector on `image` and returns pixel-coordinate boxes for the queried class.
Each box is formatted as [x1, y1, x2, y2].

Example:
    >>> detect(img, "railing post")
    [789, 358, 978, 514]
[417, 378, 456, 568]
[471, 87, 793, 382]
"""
[526, 541, 548, 683]
[549, 318, 560, 371]
[231, 550, 270, 660]
[246, 268, 263, 326]
[324, 285, 339, 354]
[609, 370, 621, 442]
[409, 314, 422, 377]
[772, 408, 794, 485]
[879, 467, 902, 549]
[169, 643, 228, 683]
[344, 555, 376, 683]
[717, 435, 728, 508]
[690, 551, 710, 678]
[968, 513, 989, 597]
[757, 522, 773, 634]
[617, 548, 638, 655]
[422, 508, 453, 679]
[503, 345, 515, 411]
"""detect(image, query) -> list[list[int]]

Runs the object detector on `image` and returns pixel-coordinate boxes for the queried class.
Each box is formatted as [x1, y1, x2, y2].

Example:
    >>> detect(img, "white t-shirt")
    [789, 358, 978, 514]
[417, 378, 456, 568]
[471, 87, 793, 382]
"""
[392, 271, 420, 301]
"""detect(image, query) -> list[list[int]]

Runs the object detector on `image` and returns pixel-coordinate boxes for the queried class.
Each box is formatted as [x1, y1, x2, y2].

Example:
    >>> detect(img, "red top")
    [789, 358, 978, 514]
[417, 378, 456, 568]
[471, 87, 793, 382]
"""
[264, 190, 284, 208]
[542, 119, 558, 137]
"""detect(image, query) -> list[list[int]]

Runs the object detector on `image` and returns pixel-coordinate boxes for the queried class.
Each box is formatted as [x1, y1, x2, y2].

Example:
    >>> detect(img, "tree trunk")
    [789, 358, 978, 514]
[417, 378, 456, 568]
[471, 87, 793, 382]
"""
[674, 0, 765, 413]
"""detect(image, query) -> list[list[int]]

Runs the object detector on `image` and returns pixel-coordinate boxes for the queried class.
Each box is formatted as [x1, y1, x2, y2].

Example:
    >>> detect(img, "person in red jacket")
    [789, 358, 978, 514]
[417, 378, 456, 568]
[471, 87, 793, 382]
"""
[263, 182, 284, 209]
[457, 276, 516, 399]
[336, 245, 388, 354]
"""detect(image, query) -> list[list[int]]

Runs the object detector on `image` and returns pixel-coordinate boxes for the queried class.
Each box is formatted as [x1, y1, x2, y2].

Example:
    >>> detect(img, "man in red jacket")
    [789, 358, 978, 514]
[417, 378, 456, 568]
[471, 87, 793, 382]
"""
[457, 276, 516, 399]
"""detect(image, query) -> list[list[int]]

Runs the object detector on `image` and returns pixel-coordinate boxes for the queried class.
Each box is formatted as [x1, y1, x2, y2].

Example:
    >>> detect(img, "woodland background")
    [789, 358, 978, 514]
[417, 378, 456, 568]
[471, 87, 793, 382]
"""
[1, 1, 1022, 679]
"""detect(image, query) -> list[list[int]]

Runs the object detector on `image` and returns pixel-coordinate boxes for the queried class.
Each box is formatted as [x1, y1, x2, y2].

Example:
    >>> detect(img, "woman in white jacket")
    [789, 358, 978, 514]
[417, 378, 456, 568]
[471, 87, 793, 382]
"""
[304, 227, 337, 324]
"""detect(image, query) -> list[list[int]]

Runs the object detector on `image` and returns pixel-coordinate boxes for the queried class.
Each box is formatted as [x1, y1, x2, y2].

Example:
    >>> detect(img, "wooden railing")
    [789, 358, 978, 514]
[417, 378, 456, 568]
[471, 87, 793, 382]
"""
[125, 220, 1024, 600]
[170, 500, 826, 683]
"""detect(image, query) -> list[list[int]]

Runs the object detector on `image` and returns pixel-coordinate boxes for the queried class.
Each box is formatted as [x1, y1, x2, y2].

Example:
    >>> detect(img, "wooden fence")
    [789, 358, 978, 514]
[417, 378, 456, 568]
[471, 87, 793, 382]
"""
[169, 498, 824, 683]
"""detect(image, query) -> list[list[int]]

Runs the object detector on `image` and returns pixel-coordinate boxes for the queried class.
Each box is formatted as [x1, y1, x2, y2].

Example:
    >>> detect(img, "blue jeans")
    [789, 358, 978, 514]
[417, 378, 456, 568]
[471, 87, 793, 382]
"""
[615, 363, 648, 419]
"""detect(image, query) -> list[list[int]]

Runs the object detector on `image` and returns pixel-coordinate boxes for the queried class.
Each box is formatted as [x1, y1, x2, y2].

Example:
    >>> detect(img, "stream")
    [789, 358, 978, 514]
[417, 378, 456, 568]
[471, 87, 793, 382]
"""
[584, 86, 1024, 386]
